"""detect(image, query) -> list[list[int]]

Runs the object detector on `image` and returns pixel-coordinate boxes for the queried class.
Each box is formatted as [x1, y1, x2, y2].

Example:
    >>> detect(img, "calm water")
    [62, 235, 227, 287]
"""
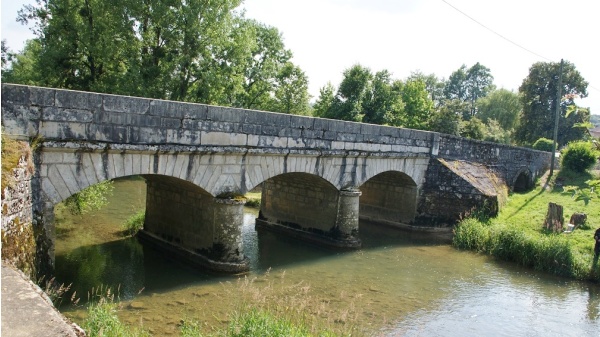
[54, 178, 600, 336]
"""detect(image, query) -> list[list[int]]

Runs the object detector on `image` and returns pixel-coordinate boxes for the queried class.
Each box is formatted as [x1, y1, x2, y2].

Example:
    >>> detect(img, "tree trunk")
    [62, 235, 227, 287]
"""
[569, 213, 587, 230]
[543, 202, 564, 232]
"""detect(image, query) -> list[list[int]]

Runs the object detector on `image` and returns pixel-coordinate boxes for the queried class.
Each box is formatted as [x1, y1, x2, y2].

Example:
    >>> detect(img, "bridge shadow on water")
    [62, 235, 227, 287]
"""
[54, 217, 452, 306]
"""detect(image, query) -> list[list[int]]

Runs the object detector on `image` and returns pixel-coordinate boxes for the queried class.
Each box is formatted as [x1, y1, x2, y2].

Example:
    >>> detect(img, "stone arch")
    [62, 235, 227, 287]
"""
[512, 168, 534, 192]
[258, 172, 340, 233]
[359, 170, 418, 226]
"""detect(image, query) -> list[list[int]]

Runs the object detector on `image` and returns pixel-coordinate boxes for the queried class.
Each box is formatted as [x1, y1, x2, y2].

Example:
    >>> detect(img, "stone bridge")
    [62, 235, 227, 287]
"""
[1, 84, 551, 273]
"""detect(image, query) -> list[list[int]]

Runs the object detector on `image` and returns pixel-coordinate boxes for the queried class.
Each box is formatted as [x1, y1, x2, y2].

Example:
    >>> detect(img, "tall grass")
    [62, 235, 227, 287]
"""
[453, 169, 600, 281]
[122, 210, 145, 236]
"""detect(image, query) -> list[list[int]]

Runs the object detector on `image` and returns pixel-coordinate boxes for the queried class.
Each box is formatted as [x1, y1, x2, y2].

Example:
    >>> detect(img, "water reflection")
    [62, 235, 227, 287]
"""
[54, 178, 600, 336]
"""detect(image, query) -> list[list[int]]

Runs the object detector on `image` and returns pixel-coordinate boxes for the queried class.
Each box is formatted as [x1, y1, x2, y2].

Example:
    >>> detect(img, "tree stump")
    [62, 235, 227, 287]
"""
[543, 202, 564, 232]
[569, 212, 587, 230]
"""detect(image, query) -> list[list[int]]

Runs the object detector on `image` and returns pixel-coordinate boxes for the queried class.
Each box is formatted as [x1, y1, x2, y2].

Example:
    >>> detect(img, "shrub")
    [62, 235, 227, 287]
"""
[64, 181, 114, 215]
[532, 137, 554, 152]
[122, 210, 145, 236]
[560, 141, 599, 173]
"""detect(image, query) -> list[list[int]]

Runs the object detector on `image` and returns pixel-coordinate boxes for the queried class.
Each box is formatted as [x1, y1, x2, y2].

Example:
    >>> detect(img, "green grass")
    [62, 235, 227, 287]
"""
[83, 298, 150, 337]
[244, 192, 261, 208]
[122, 210, 145, 236]
[454, 169, 600, 281]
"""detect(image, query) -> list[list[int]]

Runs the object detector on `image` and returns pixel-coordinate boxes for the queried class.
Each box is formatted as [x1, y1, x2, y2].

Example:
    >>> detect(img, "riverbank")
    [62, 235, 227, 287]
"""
[453, 169, 600, 282]
[1, 261, 84, 337]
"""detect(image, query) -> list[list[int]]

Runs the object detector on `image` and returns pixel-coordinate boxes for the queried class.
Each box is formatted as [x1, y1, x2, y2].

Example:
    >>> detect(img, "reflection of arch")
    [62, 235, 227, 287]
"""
[359, 171, 418, 225]
[513, 168, 533, 192]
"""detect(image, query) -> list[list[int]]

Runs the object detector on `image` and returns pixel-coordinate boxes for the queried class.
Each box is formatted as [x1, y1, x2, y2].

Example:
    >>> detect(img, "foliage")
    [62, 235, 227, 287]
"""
[244, 192, 261, 208]
[562, 179, 599, 206]
[83, 296, 149, 337]
[444, 63, 494, 119]
[453, 169, 600, 281]
[7, 0, 309, 115]
[482, 119, 512, 144]
[428, 100, 463, 136]
[396, 78, 434, 129]
[532, 138, 554, 152]
[476, 88, 521, 131]
[121, 210, 145, 236]
[560, 141, 599, 173]
[515, 60, 589, 146]
[460, 117, 486, 140]
[64, 181, 114, 215]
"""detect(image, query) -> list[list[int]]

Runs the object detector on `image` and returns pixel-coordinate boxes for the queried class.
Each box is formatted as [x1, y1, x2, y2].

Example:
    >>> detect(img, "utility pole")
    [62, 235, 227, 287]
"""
[549, 59, 564, 178]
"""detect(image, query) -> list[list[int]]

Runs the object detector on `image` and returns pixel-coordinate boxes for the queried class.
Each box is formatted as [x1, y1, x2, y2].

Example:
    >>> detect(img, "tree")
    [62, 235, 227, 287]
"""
[408, 71, 445, 108]
[476, 88, 521, 131]
[444, 63, 494, 119]
[515, 60, 589, 146]
[362, 70, 403, 125]
[429, 100, 463, 136]
[268, 62, 311, 115]
[313, 83, 336, 118]
[397, 78, 434, 129]
[461, 117, 486, 140]
[325, 64, 373, 122]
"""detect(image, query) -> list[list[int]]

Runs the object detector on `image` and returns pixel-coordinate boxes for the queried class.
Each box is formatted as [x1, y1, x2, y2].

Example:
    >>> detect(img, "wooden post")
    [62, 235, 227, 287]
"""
[543, 202, 564, 232]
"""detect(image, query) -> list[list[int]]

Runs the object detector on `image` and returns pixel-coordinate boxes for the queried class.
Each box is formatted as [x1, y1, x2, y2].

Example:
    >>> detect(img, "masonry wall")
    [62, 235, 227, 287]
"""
[260, 173, 339, 233]
[1, 141, 37, 278]
[144, 176, 214, 251]
[360, 171, 418, 225]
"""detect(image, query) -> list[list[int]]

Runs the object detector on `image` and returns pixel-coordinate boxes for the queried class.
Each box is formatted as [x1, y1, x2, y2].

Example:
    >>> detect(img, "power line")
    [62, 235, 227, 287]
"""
[440, 0, 552, 62]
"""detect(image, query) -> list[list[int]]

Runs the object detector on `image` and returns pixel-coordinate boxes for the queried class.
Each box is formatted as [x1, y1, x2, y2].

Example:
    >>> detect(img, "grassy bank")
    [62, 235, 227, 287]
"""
[453, 169, 600, 281]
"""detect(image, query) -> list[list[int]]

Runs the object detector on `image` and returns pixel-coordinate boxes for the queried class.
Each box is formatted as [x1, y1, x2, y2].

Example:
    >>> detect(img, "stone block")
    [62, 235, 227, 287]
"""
[88, 124, 128, 143]
[29, 87, 55, 106]
[128, 113, 160, 127]
[103, 95, 149, 114]
[129, 126, 166, 144]
[161, 117, 182, 129]
[289, 115, 314, 129]
[201, 131, 247, 146]
[56, 90, 102, 110]
[208, 106, 246, 123]
[40, 121, 87, 140]
[42, 107, 93, 123]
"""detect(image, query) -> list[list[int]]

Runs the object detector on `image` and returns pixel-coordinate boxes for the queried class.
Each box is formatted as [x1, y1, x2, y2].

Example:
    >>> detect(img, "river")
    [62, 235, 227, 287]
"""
[54, 177, 600, 336]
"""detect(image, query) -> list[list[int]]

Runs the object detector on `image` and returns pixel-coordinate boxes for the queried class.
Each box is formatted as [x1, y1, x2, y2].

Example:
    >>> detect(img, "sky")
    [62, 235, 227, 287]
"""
[2, 0, 599, 114]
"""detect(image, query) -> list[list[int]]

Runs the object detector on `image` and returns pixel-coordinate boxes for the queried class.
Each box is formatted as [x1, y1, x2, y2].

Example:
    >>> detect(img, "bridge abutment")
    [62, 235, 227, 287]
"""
[140, 176, 248, 273]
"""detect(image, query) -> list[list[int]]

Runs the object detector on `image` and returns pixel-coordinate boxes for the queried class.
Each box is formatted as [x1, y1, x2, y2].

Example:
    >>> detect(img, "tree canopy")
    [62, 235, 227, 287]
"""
[5, 0, 310, 115]
[515, 60, 589, 146]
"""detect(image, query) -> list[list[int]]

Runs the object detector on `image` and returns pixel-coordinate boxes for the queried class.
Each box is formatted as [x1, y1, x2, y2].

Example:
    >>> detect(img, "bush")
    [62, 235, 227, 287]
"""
[560, 141, 599, 173]
[122, 210, 145, 236]
[532, 137, 554, 152]
[64, 181, 114, 215]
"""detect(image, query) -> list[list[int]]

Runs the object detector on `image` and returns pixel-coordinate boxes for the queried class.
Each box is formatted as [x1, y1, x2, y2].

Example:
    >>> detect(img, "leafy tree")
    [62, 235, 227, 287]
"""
[362, 70, 403, 125]
[1, 39, 44, 85]
[483, 119, 511, 144]
[322, 64, 373, 122]
[64, 181, 114, 215]
[429, 101, 462, 136]
[444, 63, 494, 119]
[313, 83, 336, 118]
[397, 78, 434, 129]
[515, 60, 589, 146]
[408, 71, 445, 108]
[461, 117, 486, 140]
[268, 62, 311, 115]
[476, 88, 521, 131]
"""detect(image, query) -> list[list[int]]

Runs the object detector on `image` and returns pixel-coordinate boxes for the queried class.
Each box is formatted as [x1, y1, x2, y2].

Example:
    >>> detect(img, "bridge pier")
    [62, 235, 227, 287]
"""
[256, 174, 361, 248]
[139, 176, 249, 273]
